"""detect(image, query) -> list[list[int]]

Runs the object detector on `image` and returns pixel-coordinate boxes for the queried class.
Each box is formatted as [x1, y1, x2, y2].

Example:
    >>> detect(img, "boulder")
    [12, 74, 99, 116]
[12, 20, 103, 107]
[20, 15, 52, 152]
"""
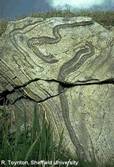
[0, 16, 114, 166]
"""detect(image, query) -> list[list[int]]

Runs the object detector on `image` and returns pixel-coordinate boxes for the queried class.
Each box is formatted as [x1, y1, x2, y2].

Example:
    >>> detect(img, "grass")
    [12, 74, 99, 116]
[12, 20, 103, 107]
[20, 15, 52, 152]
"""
[0, 104, 68, 166]
[0, 20, 8, 36]
[0, 105, 114, 167]
[30, 10, 114, 26]
[0, 104, 100, 167]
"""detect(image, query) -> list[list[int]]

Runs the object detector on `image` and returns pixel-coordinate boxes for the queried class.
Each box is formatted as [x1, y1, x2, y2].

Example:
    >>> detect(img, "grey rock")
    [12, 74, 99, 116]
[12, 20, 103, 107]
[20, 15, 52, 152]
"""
[0, 17, 114, 166]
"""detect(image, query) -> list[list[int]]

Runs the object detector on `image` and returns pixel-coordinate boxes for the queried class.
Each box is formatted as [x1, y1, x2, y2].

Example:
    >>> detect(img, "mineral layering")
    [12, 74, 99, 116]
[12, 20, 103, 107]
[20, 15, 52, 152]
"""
[0, 17, 114, 166]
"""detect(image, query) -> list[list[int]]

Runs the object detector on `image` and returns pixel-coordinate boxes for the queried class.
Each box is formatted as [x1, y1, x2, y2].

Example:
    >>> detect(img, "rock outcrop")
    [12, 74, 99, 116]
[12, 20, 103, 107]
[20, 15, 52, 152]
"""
[0, 16, 114, 166]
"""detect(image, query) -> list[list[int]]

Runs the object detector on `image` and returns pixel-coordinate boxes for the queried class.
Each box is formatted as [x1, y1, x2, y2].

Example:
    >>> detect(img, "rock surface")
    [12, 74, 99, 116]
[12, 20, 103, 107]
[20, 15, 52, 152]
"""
[0, 16, 114, 166]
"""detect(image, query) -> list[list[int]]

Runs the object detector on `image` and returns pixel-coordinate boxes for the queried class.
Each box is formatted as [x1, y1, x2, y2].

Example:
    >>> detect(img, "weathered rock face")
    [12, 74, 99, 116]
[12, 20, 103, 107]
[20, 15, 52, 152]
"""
[0, 16, 114, 166]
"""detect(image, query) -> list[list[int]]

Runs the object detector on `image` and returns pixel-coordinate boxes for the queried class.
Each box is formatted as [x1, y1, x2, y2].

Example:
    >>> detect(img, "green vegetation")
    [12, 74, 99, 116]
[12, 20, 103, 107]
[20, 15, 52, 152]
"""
[0, 105, 98, 167]
[0, 105, 68, 166]
[0, 105, 113, 166]
[0, 20, 8, 36]
[30, 10, 114, 26]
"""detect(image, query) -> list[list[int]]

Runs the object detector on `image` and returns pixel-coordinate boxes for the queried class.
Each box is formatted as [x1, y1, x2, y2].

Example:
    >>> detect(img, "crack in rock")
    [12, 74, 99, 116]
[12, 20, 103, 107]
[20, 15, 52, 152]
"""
[0, 77, 114, 106]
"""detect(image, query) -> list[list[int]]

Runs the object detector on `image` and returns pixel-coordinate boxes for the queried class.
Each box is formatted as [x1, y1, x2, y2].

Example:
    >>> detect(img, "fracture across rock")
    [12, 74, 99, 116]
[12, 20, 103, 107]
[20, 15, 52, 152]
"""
[0, 77, 114, 106]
